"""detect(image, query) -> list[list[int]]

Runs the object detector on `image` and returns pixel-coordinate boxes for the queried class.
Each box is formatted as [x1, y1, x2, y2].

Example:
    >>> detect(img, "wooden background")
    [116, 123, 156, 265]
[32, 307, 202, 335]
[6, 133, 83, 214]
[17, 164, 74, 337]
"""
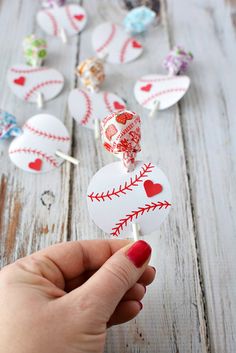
[0, 0, 235, 352]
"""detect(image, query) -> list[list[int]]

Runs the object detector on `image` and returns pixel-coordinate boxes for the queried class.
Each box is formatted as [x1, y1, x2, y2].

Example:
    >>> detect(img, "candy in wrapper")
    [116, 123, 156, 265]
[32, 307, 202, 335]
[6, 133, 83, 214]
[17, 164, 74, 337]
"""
[76, 57, 105, 92]
[101, 110, 141, 172]
[41, 0, 65, 8]
[163, 45, 193, 76]
[23, 34, 47, 67]
[123, 6, 156, 34]
[0, 110, 22, 140]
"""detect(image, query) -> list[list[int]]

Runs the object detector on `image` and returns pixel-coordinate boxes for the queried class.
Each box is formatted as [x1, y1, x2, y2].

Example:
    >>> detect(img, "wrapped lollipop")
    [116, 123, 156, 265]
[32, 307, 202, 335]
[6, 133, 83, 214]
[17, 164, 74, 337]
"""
[68, 57, 126, 139]
[37, 1, 87, 44]
[123, 6, 156, 34]
[87, 110, 172, 240]
[1, 110, 78, 173]
[134, 45, 193, 117]
[7, 34, 64, 109]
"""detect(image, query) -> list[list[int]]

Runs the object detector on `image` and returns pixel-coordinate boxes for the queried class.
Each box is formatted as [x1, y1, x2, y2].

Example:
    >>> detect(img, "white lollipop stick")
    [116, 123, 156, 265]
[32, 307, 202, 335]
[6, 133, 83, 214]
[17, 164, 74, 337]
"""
[149, 100, 160, 118]
[37, 92, 44, 109]
[55, 150, 79, 165]
[94, 118, 100, 140]
[60, 27, 68, 44]
[132, 223, 141, 241]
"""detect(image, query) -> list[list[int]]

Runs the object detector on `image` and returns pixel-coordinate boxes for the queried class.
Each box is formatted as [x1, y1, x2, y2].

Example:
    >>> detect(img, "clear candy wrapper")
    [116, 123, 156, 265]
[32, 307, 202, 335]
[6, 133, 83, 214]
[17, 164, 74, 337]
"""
[0, 110, 21, 140]
[23, 34, 47, 67]
[163, 45, 193, 76]
[76, 57, 105, 92]
[123, 6, 156, 34]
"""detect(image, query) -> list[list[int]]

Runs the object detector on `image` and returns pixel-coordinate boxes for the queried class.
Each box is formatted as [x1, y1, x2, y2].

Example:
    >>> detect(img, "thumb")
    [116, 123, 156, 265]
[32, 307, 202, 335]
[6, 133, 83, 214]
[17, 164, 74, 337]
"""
[69, 240, 152, 319]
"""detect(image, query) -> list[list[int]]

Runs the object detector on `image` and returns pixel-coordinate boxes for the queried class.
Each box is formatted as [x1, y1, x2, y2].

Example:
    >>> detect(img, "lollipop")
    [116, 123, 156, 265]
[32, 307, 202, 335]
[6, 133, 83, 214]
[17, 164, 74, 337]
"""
[7, 35, 64, 109]
[123, 6, 156, 34]
[68, 57, 126, 139]
[87, 110, 172, 240]
[23, 34, 47, 68]
[76, 57, 105, 92]
[134, 46, 193, 117]
[1, 111, 78, 173]
[0, 110, 22, 140]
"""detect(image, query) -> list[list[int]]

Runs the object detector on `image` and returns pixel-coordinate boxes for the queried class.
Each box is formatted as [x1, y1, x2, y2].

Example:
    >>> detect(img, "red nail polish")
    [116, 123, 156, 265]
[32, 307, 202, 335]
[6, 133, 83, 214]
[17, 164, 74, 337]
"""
[126, 240, 152, 268]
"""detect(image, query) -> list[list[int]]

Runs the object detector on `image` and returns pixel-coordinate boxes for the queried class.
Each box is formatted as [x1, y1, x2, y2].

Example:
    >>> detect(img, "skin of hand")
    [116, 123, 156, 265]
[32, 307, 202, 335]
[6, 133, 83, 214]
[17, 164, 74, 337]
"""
[0, 240, 155, 353]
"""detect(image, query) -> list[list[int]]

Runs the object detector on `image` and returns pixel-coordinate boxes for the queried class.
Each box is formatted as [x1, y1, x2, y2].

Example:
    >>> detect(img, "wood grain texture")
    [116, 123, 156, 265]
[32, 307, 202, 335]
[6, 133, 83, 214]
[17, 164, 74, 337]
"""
[0, 0, 235, 352]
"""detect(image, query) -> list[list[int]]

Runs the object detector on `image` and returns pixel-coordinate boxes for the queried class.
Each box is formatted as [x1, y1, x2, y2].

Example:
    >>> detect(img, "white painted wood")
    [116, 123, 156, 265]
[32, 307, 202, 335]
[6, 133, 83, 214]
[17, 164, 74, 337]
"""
[167, 0, 236, 351]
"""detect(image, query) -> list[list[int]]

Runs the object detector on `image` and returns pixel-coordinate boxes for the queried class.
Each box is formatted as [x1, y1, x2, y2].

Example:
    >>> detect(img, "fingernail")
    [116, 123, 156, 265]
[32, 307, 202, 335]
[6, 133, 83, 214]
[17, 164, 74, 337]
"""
[151, 266, 156, 274]
[137, 301, 143, 310]
[126, 240, 152, 268]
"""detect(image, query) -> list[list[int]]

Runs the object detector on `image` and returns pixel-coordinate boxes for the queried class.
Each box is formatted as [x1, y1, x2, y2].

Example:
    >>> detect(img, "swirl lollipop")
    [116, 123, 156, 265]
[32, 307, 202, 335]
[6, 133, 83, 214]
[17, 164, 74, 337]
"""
[134, 45, 193, 117]
[87, 110, 172, 240]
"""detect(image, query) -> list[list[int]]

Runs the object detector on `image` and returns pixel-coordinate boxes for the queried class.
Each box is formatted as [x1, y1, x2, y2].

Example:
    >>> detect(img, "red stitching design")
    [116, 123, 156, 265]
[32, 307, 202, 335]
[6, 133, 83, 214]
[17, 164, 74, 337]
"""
[111, 201, 171, 237]
[24, 123, 70, 142]
[79, 89, 92, 125]
[96, 23, 116, 53]
[9, 148, 58, 167]
[103, 92, 113, 113]
[120, 38, 133, 63]
[65, 5, 79, 32]
[141, 88, 186, 106]
[88, 163, 154, 202]
[10, 67, 48, 74]
[24, 80, 63, 101]
[139, 76, 183, 83]
[45, 10, 58, 36]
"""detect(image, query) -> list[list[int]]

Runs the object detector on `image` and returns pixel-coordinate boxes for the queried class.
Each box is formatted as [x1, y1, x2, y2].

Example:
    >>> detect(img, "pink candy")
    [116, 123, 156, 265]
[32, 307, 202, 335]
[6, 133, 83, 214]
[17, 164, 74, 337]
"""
[163, 46, 193, 76]
[101, 110, 141, 172]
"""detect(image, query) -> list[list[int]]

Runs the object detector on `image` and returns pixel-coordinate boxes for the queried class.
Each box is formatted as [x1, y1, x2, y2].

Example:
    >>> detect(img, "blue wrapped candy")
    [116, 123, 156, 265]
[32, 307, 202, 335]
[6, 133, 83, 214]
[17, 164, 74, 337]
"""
[0, 110, 22, 140]
[123, 6, 156, 34]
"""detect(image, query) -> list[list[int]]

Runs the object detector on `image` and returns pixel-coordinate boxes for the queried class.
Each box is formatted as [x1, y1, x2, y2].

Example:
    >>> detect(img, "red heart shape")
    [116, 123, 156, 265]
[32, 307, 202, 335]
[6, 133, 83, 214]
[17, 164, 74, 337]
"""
[141, 84, 152, 92]
[116, 112, 133, 125]
[14, 76, 26, 86]
[113, 101, 125, 110]
[74, 14, 84, 21]
[28, 158, 42, 171]
[144, 180, 163, 197]
[132, 40, 142, 49]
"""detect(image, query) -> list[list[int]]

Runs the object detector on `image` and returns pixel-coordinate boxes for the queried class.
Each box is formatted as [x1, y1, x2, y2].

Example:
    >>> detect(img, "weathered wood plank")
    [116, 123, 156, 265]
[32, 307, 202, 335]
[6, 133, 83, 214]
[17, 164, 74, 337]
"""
[0, 0, 79, 264]
[69, 1, 208, 352]
[167, 0, 236, 351]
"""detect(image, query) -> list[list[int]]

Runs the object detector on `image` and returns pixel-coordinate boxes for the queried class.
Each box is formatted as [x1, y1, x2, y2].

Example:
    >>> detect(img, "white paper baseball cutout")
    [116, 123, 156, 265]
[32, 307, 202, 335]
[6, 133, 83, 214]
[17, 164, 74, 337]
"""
[92, 22, 143, 64]
[134, 74, 190, 110]
[9, 114, 70, 173]
[7, 65, 64, 104]
[87, 161, 172, 238]
[37, 4, 87, 37]
[68, 89, 127, 129]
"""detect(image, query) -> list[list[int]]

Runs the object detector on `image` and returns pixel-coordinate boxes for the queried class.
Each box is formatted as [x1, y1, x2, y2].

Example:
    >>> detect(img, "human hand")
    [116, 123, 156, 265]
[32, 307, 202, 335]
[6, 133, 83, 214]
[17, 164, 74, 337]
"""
[0, 240, 155, 353]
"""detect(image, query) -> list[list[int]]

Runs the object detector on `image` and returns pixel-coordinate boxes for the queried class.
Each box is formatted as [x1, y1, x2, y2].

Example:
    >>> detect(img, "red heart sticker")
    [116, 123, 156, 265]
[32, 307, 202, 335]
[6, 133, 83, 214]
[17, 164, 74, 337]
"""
[132, 40, 142, 49]
[113, 101, 125, 110]
[74, 14, 84, 21]
[116, 112, 133, 125]
[144, 180, 163, 197]
[28, 158, 42, 171]
[141, 84, 152, 92]
[14, 76, 26, 86]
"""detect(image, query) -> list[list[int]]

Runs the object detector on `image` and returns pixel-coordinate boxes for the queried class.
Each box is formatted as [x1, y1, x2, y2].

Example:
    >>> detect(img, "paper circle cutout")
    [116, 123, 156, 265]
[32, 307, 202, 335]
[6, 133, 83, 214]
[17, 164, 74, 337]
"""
[92, 22, 143, 64]
[9, 114, 70, 173]
[7, 64, 64, 104]
[68, 89, 127, 130]
[87, 161, 172, 238]
[134, 74, 190, 110]
[37, 4, 87, 37]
